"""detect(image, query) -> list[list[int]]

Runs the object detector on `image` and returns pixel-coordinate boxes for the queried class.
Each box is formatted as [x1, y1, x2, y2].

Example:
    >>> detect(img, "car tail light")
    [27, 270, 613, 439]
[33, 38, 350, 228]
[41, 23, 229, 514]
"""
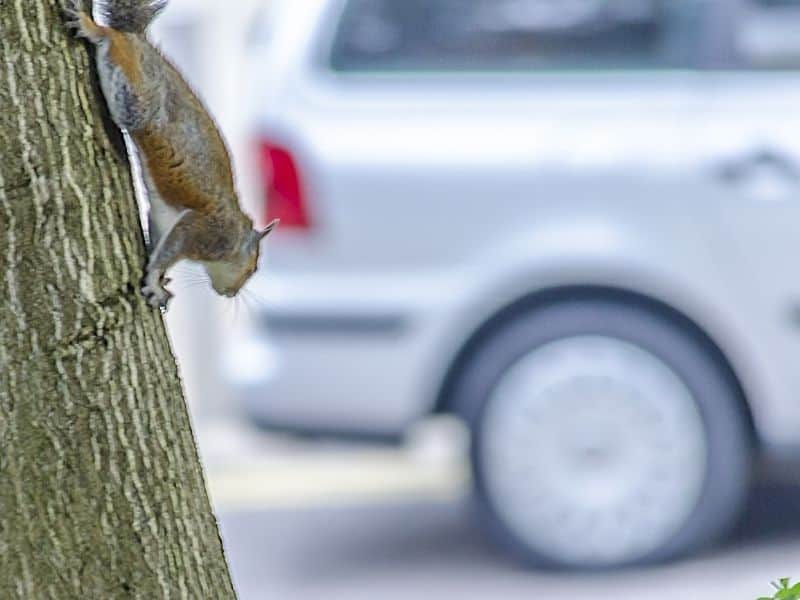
[258, 140, 310, 229]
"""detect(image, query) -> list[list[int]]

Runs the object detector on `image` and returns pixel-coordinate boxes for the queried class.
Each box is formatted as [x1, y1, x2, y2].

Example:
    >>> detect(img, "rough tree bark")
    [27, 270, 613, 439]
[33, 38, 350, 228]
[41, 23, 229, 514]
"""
[0, 1, 237, 597]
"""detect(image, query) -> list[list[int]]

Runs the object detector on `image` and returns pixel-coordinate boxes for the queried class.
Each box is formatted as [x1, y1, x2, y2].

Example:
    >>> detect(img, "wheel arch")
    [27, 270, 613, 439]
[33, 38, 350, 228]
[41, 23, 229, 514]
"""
[433, 285, 757, 446]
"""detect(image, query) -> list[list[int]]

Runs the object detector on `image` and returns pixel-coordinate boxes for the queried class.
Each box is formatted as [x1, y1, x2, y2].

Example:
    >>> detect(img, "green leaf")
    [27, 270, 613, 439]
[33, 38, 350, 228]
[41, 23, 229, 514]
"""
[760, 578, 800, 599]
[775, 587, 800, 600]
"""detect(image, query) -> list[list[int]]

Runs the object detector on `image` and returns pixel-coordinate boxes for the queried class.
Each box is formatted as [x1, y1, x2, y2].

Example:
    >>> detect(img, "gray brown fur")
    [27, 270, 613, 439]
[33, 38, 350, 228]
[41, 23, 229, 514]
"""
[98, 0, 167, 33]
[65, 0, 278, 309]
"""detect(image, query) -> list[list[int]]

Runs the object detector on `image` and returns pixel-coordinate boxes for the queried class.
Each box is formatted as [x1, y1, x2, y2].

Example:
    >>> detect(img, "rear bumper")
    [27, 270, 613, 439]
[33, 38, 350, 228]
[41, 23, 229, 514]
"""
[225, 272, 458, 436]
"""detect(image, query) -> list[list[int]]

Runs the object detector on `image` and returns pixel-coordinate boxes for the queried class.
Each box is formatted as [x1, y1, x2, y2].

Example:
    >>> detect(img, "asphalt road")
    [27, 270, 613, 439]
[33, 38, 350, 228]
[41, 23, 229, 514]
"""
[196, 419, 800, 600]
[217, 484, 800, 600]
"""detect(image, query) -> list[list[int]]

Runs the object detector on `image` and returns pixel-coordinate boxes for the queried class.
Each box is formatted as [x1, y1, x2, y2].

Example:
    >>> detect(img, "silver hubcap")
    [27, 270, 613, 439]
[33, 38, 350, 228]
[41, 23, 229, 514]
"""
[480, 336, 707, 565]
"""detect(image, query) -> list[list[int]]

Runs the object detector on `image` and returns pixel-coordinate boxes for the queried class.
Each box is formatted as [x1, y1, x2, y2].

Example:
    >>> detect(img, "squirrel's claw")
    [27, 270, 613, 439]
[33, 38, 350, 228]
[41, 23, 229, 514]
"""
[62, 0, 83, 28]
[62, 4, 105, 43]
[142, 283, 172, 310]
[142, 273, 173, 310]
[62, 10, 82, 33]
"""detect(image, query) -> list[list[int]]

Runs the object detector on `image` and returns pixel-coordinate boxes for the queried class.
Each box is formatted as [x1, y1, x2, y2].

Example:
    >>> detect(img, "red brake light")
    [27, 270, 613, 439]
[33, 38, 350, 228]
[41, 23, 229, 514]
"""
[258, 140, 310, 229]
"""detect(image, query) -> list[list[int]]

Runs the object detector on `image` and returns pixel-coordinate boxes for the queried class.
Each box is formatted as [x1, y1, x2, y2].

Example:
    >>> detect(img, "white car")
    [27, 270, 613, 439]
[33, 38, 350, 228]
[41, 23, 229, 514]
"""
[231, 0, 800, 569]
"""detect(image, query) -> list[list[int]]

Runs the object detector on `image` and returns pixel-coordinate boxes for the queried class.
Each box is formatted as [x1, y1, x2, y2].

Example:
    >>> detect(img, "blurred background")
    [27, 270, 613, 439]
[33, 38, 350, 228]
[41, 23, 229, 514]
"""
[148, 0, 800, 597]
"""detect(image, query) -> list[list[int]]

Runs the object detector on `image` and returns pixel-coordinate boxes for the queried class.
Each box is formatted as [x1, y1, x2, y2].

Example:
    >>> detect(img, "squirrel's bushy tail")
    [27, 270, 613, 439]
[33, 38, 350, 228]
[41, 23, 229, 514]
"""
[97, 0, 167, 33]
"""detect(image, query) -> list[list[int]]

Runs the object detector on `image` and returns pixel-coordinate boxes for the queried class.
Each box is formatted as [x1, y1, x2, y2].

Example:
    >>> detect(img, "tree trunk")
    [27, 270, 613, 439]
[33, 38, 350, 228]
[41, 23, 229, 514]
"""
[0, 1, 237, 598]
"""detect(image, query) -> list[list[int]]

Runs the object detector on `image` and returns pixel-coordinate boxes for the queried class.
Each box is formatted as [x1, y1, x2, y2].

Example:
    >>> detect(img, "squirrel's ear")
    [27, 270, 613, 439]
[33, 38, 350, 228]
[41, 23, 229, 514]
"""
[259, 219, 280, 240]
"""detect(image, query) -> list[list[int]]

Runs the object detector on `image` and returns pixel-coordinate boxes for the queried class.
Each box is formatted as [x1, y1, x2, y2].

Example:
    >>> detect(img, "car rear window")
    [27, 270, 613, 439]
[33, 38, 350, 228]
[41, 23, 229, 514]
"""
[329, 0, 707, 73]
[734, 0, 800, 68]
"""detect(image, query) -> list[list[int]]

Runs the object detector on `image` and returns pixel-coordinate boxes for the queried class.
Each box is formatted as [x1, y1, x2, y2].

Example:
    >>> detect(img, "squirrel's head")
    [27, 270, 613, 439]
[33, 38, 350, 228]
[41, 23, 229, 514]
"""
[205, 220, 279, 298]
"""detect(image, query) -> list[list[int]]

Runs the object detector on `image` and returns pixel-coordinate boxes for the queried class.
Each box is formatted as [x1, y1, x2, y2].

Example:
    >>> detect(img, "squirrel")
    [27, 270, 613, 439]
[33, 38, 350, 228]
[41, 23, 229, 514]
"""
[63, 0, 278, 309]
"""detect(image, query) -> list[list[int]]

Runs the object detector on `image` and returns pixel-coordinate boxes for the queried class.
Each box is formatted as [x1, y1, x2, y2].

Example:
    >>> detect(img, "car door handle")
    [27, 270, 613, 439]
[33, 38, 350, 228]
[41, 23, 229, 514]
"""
[715, 148, 800, 184]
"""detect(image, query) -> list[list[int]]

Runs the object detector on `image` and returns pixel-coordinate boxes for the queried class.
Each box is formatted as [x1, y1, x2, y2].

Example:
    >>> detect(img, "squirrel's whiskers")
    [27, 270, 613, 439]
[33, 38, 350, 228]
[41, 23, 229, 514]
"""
[171, 264, 211, 288]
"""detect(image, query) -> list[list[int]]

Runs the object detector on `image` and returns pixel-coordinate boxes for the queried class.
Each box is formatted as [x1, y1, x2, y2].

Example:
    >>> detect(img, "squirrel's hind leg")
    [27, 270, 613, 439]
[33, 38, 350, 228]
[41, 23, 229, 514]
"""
[63, 4, 108, 44]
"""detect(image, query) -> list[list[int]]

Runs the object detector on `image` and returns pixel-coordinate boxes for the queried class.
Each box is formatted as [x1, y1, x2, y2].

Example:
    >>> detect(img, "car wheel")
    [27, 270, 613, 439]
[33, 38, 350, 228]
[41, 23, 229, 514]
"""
[452, 298, 752, 569]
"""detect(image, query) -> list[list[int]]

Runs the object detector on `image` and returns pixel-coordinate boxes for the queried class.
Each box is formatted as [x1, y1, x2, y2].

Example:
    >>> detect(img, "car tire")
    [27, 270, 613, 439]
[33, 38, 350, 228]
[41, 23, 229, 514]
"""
[452, 297, 752, 569]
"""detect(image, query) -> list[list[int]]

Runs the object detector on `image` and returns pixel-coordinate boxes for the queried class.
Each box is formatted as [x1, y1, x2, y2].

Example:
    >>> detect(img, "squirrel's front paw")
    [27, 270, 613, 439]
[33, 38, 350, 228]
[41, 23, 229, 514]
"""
[142, 275, 173, 310]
